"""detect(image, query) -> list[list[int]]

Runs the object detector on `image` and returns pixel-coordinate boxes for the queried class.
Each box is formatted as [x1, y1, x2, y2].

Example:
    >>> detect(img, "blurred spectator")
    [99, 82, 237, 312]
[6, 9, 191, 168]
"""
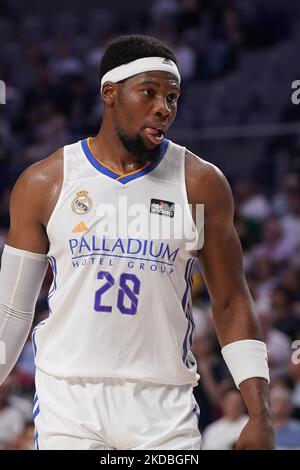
[49, 40, 82, 79]
[202, 389, 248, 449]
[86, 37, 107, 70]
[234, 212, 261, 271]
[176, 0, 203, 34]
[248, 258, 277, 312]
[4, 422, 35, 450]
[280, 187, 300, 253]
[16, 336, 36, 390]
[234, 180, 271, 222]
[0, 375, 25, 449]
[271, 286, 300, 341]
[288, 360, 300, 419]
[24, 101, 70, 164]
[248, 216, 294, 274]
[272, 174, 300, 217]
[192, 330, 230, 431]
[150, 0, 179, 23]
[280, 267, 300, 307]
[271, 385, 300, 449]
[172, 35, 196, 81]
[258, 310, 291, 380]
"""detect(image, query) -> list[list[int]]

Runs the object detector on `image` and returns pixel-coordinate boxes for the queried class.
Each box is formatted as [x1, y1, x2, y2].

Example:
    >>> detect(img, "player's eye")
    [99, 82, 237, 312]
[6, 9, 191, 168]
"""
[143, 88, 155, 97]
[167, 94, 178, 104]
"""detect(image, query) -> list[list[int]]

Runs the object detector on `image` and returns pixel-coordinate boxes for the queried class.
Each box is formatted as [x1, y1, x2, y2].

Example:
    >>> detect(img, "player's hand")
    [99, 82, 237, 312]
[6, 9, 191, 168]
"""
[234, 416, 275, 450]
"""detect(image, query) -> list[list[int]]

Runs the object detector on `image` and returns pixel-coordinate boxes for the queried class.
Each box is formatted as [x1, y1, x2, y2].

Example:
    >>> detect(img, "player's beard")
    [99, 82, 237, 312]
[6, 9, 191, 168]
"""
[116, 127, 162, 164]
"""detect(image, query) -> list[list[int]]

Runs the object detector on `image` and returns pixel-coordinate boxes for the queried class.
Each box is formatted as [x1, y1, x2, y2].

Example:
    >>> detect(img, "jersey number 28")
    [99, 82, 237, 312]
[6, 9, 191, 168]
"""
[94, 271, 141, 315]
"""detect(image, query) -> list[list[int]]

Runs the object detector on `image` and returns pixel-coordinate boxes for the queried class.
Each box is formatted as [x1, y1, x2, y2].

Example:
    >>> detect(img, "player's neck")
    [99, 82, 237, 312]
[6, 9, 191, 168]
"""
[90, 125, 148, 175]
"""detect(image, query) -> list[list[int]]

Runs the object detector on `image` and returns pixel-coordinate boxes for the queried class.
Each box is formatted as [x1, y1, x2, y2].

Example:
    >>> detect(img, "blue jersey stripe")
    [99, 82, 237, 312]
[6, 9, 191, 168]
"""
[34, 431, 39, 450]
[182, 258, 197, 364]
[181, 258, 194, 312]
[48, 256, 58, 315]
[33, 404, 40, 420]
[32, 257, 57, 362]
[33, 393, 40, 449]
[81, 138, 169, 184]
[32, 330, 37, 357]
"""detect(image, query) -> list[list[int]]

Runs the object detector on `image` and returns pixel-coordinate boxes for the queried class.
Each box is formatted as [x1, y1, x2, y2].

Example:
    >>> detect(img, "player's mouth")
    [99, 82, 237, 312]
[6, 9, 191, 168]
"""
[144, 127, 165, 145]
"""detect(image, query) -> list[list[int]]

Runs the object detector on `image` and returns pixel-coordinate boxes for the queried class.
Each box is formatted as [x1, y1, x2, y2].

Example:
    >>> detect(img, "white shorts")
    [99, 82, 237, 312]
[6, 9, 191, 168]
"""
[33, 368, 201, 450]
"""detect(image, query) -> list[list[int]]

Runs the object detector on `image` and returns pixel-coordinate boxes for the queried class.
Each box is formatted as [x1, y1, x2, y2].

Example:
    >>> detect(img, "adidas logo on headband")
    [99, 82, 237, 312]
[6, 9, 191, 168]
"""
[162, 58, 173, 66]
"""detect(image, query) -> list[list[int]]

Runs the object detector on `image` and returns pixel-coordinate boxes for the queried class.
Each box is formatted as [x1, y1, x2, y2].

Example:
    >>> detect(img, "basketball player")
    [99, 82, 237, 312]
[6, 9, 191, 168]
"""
[0, 35, 274, 450]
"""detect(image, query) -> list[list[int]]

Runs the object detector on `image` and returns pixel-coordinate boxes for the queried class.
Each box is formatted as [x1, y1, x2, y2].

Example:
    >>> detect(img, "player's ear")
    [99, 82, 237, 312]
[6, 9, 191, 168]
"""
[101, 82, 117, 106]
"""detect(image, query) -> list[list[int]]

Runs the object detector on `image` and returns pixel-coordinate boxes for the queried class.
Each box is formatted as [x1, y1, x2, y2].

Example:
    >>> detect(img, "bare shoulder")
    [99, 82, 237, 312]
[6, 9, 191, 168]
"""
[11, 148, 63, 226]
[6, 148, 63, 251]
[185, 149, 234, 215]
[15, 148, 63, 190]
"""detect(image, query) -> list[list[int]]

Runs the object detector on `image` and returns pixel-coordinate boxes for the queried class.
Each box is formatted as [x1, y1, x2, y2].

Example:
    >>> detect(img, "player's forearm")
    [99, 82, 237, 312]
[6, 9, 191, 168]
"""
[0, 304, 34, 385]
[212, 288, 263, 347]
[212, 289, 270, 394]
[0, 245, 48, 385]
[239, 377, 272, 420]
[236, 378, 275, 450]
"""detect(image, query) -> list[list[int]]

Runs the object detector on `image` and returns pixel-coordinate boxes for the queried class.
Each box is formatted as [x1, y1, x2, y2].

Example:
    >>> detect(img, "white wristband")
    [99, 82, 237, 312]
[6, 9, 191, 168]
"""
[221, 339, 270, 389]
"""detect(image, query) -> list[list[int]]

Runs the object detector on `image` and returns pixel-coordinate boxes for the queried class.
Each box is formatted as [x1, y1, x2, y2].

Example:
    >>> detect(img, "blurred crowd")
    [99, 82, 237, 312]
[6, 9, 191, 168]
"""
[191, 172, 300, 449]
[0, 0, 300, 450]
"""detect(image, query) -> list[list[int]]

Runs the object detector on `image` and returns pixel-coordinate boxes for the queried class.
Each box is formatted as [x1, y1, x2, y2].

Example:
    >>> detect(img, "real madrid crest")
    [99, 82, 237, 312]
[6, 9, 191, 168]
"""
[71, 190, 93, 215]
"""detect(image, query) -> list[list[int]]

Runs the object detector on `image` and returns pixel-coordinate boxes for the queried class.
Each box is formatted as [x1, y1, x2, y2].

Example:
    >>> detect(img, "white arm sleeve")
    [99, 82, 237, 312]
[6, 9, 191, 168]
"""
[0, 245, 48, 385]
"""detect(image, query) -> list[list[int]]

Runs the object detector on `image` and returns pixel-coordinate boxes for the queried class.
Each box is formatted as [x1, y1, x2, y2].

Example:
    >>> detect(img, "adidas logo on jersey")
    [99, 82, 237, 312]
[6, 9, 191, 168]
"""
[72, 221, 88, 233]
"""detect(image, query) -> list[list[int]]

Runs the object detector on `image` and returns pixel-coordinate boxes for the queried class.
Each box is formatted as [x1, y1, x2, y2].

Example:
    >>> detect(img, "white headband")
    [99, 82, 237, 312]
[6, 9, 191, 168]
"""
[101, 56, 181, 88]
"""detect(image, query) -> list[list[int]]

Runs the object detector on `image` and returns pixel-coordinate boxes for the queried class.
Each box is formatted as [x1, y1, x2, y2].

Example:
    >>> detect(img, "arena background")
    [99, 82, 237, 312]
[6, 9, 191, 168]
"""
[0, 0, 300, 450]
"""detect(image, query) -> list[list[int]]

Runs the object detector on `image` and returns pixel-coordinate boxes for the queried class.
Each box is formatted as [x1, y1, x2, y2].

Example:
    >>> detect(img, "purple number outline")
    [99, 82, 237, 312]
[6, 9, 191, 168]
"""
[94, 271, 115, 312]
[117, 273, 141, 315]
[94, 271, 141, 315]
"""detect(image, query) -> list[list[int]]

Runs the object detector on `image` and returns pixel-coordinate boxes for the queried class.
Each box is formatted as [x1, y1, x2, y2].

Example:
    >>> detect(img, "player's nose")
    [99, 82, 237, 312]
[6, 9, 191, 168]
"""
[153, 96, 172, 118]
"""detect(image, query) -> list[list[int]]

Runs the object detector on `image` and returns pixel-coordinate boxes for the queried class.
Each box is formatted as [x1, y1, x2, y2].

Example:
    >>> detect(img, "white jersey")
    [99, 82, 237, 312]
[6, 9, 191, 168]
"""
[33, 137, 203, 385]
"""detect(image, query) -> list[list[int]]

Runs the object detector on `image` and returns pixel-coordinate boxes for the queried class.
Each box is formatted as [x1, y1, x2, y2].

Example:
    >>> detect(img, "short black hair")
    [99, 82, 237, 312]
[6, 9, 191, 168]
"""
[99, 34, 178, 82]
